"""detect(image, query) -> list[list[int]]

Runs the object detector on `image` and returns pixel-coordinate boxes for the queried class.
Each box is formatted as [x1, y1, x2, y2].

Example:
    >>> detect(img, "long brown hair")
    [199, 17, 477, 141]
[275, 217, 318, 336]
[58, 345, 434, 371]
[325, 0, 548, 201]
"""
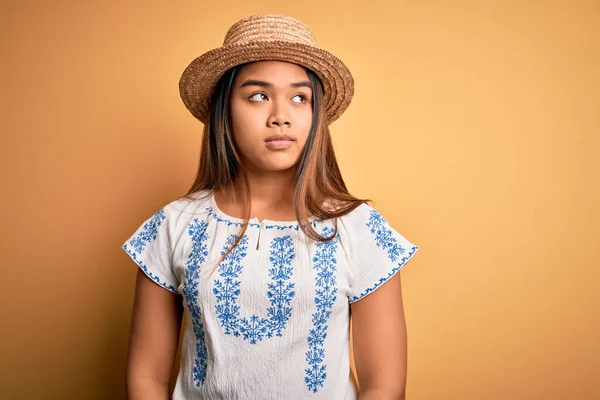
[182, 62, 370, 263]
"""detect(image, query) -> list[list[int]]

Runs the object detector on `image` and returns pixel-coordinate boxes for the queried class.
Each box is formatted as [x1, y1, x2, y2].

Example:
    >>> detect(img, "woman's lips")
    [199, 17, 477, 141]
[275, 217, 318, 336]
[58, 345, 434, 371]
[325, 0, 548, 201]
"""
[265, 139, 294, 149]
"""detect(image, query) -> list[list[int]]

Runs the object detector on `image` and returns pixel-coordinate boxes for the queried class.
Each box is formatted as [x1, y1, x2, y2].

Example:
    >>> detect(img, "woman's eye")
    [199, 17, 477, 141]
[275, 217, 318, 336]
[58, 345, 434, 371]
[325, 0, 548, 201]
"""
[249, 93, 268, 102]
[292, 94, 307, 103]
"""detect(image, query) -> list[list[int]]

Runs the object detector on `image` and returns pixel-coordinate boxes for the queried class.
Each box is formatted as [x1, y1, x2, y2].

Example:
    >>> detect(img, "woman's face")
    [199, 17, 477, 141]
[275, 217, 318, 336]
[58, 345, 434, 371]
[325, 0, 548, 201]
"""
[229, 61, 313, 173]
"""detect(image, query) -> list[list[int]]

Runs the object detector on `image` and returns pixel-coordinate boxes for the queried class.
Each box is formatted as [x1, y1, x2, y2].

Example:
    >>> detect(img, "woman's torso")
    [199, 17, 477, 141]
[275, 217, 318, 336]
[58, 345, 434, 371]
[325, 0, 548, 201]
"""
[169, 190, 358, 399]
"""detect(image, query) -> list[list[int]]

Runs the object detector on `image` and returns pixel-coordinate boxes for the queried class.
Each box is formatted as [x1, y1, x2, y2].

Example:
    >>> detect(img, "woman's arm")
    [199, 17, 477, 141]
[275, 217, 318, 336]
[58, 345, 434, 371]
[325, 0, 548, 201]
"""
[126, 269, 183, 400]
[350, 273, 407, 400]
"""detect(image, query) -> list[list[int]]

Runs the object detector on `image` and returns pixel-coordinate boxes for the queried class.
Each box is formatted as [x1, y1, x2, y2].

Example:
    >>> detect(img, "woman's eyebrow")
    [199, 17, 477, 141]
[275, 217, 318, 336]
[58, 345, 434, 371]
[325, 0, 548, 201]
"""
[239, 79, 312, 89]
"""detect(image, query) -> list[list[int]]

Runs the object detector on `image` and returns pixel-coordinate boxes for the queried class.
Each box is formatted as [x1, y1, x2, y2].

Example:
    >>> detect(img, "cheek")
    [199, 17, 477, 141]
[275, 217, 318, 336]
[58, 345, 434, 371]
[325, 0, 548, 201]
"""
[230, 104, 264, 147]
[296, 113, 313, 145]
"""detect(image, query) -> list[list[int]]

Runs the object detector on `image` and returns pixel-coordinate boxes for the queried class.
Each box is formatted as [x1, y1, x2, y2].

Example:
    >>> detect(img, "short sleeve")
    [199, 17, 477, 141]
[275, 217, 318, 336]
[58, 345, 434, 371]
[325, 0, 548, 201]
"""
[121, 206, 180, 294]
[347, 204, 419, 303]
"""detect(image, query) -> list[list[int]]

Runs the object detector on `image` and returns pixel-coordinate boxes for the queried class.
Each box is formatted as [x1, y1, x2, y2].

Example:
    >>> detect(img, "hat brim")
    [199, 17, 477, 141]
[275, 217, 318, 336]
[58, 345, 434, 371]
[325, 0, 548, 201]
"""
[179, 41, 354, 124]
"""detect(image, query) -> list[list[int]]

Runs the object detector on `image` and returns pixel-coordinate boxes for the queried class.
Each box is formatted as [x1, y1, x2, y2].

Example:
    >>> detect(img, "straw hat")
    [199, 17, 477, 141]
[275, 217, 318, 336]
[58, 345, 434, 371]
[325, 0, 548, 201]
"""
[179, 14, 354, 124]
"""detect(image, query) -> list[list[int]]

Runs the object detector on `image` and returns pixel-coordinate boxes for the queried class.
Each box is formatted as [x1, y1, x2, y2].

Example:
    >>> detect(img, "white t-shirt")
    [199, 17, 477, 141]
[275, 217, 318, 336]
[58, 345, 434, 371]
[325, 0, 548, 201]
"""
[122, 189, 419, 399]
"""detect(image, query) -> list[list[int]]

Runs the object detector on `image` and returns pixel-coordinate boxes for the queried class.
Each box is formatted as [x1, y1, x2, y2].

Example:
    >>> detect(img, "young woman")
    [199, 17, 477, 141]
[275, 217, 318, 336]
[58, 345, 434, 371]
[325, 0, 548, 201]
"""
[122, 13, 419, 400]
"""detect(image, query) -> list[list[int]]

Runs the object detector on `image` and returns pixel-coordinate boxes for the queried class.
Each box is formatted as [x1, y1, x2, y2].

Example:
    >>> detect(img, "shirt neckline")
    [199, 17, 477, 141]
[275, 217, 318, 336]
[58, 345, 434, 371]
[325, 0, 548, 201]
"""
[208, 189, 302, 228]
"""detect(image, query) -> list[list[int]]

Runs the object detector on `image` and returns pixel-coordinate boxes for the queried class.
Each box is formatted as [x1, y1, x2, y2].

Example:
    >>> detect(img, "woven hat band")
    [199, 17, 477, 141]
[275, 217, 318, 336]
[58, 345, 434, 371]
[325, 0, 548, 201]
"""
[223, 15, 317, 47]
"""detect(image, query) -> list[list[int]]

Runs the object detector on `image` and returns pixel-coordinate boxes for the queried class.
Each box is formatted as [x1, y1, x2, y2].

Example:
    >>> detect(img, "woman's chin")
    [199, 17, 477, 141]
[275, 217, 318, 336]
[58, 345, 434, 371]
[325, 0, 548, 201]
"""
[256, 156, 301, 172]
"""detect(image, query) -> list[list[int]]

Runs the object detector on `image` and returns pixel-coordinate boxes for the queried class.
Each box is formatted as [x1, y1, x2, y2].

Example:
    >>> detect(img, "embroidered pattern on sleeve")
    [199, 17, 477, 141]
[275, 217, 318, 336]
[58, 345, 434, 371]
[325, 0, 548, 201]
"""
[183, 218, 210, 387]
[348, 209, 419, 303]
[122, 209, 178, 293]
[213, 234, 297, 344]
[305, 226, 339, 393]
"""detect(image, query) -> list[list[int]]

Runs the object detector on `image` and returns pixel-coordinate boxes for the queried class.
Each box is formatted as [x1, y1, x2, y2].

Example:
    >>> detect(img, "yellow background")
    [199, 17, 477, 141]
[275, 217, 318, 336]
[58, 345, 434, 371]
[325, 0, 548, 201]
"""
[1, 1, 598, 399]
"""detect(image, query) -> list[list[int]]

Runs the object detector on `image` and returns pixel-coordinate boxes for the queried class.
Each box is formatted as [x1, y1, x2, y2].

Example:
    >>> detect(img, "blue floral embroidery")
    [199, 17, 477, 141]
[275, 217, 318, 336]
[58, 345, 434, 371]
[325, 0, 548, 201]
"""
[239, 314, 269, 344]
[213, 234, 296, 344]
[367, 209, 406, 262]
[265, 236, 297, 336]
[128, 209, 165, 253]
[122, 209, 178, 293]
[348, 209, 419, 303]
[213, 234, 246, 336]
[184, 218, 210, 387]
[305, 226, 339, 393]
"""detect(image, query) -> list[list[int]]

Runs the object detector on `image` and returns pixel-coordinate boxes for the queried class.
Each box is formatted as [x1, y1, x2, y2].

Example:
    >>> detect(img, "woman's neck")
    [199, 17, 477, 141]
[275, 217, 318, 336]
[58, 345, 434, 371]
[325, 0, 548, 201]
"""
[214, 170, 298, 221]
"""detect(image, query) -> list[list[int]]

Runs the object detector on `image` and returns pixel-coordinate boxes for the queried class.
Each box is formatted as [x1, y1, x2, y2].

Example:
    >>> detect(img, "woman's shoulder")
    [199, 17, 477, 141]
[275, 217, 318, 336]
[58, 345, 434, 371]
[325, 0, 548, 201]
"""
[335, 200, 404, 240]
[332, 200, 375, 225]
[160, 189, 215, 219]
